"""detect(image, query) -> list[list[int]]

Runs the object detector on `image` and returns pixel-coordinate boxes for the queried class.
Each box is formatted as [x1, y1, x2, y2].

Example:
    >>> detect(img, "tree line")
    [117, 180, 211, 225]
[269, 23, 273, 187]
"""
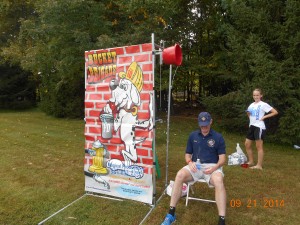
[0, 0, 299, 144]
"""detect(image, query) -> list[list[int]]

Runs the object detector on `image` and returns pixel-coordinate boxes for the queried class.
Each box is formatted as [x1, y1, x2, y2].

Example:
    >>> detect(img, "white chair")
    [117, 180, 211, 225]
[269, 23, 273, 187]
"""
[185, 178, 216, 206]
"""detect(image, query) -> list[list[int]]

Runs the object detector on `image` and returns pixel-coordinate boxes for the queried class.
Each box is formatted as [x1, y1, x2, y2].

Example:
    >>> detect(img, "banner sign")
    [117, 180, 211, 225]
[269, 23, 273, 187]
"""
[84, 43, 154, 204]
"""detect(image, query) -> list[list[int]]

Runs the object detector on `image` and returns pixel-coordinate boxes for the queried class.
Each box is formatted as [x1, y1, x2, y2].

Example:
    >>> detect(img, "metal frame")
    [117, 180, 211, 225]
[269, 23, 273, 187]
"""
[38, 33, 165, 225]
[185, 179, 216, 206]
[139, 33, 169, 225]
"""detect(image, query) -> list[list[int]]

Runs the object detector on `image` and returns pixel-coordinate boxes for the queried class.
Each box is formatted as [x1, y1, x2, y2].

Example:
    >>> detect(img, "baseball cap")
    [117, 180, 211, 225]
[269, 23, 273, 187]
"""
[198, 112, 212, 126]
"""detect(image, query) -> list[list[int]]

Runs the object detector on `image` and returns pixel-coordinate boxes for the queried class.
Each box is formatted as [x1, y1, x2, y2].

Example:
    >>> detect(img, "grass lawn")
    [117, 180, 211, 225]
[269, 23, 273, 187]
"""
[0, 109, 299, 225]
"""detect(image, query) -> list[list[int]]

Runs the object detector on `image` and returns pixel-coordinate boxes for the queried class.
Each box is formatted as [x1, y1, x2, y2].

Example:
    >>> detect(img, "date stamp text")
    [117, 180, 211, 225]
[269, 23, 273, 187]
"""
[230, 198, 284, 208]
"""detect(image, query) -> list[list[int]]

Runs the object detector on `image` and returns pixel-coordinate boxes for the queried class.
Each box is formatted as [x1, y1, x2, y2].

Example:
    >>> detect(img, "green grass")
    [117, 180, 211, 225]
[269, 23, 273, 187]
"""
[0, 110, 299, 225]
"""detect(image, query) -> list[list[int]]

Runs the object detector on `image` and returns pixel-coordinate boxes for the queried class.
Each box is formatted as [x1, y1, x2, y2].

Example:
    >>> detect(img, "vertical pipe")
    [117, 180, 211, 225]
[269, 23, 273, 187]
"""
[84, 51, 87, 89]
[159, 41, 165, 110]
[165, 65, 172, 186]
[151, 33, 157, 205]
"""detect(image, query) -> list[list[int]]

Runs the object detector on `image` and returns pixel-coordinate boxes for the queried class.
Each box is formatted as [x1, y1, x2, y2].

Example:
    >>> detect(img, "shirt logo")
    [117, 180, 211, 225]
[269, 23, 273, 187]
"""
[255, 105, 261, 120]
[207, 139, 215, 147]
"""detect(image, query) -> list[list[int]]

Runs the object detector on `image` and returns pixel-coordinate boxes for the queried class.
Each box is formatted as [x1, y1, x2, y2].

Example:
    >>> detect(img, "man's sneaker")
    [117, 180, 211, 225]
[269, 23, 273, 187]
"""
[161, 213, 176, 225]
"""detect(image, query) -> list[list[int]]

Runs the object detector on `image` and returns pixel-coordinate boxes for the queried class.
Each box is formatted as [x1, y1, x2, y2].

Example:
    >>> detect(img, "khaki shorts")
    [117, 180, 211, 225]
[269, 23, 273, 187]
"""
[183, 163, 224, 188]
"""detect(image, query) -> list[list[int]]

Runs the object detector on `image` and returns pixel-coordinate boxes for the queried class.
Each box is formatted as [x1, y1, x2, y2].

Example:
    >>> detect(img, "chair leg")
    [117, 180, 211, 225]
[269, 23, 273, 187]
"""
[185, 183, 191, 206]
[185, 181, 216, 206]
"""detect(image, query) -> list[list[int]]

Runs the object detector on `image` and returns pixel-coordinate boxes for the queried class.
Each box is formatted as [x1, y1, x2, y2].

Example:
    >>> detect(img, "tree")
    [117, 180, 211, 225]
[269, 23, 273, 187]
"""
[1, 0, 180, 117]
[0, 0, 36, 109]
[168, 0, 230, 104]
[203, 0, 300, 144]
[2, 0, 112, 117]
[0, 62, 36, 109]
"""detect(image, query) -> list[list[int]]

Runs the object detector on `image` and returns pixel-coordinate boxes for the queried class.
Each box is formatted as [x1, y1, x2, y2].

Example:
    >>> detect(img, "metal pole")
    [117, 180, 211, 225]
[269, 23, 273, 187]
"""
[38, 194, 86, 225]
[159, 63, 162, 109]
[151, 33, 157, 205]
[159, 40, 164, 110]
[138, 33, 160, 225]
[165, 65, 172, 187]
[139, 187, 168, 225]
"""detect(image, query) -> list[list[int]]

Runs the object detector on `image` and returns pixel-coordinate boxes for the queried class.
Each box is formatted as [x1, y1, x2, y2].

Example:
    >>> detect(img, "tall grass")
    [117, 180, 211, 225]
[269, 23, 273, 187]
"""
[0, 110, 299, 225]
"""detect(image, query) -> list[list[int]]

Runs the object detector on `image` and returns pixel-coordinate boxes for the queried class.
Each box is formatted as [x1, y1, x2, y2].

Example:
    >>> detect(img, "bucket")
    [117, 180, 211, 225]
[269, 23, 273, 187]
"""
[162, 44, 183, 66]
[241, 163, 249, 168]
[100, 113, 114, 139]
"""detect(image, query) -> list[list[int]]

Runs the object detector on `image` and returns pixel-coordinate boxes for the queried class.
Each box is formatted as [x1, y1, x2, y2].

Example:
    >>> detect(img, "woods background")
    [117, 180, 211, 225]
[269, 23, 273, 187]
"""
[0, 0, 299, 144]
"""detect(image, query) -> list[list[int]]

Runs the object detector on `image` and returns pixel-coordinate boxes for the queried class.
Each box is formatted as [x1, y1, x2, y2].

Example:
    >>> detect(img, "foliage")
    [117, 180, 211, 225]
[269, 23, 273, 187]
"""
[202, 91, 248, 133]
[0, 0, 179, 117]
[0, 62, 36, 109]
[171, 0, 230, 99]
[0, 0, 299, 144]
[2, 0, 114, 118]
[203, 0, 300, 144]
[0, 0, 35, 46]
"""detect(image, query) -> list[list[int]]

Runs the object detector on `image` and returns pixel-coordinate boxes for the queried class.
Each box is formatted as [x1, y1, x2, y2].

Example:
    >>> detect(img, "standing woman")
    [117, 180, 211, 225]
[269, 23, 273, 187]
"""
[245, 88, 278, 169]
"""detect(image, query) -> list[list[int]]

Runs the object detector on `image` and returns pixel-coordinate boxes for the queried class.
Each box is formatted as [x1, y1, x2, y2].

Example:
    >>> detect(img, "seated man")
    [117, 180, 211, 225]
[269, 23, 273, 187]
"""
[161, 112, 226, 225]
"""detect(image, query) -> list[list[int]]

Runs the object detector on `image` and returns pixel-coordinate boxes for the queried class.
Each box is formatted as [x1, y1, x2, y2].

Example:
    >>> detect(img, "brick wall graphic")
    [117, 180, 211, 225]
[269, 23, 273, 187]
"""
[84, 43, 154, 204]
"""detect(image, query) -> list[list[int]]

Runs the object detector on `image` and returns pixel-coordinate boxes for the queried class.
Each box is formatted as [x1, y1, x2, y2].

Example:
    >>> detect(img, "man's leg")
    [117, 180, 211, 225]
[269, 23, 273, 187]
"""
[210, 172, 226, 217]
[161, 167, 193, 225]
[245, 138, 254, 165]
[170, 168, 194, 207]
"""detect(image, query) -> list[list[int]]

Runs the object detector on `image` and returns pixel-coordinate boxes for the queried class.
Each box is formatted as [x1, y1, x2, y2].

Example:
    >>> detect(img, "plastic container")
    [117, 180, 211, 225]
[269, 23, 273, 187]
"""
[196, 159, 201, 170]
[236, 143, 243, 153]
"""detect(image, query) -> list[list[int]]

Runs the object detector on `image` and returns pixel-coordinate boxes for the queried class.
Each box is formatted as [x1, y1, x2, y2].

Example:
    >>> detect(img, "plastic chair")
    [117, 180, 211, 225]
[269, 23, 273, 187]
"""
[185, 179, 216, 206]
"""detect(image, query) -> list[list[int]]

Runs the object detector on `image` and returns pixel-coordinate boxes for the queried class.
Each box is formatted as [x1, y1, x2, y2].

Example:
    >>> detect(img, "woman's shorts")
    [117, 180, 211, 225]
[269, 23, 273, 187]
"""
[246, 125, 266, 141]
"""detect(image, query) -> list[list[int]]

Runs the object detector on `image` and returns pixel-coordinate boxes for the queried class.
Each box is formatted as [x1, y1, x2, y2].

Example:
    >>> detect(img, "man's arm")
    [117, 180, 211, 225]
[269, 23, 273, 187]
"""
[216, 154, 226, 168]
[185, 153, 197, 172]
[185, 153, 192, 164]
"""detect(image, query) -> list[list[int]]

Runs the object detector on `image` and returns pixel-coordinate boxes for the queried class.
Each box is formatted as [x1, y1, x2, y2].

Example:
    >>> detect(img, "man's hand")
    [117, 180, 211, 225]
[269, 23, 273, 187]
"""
[203, 167, 215, 174]
[188, 161, 197, 173]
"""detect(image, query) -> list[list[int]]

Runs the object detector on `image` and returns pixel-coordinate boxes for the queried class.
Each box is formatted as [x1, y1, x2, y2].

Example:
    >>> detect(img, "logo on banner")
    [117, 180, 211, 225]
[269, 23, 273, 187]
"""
[86, 51, 117, 83]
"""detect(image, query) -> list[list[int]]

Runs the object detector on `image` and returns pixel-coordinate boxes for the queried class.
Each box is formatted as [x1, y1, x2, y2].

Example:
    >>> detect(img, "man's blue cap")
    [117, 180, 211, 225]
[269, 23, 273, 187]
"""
[198, 112, 212, 126]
